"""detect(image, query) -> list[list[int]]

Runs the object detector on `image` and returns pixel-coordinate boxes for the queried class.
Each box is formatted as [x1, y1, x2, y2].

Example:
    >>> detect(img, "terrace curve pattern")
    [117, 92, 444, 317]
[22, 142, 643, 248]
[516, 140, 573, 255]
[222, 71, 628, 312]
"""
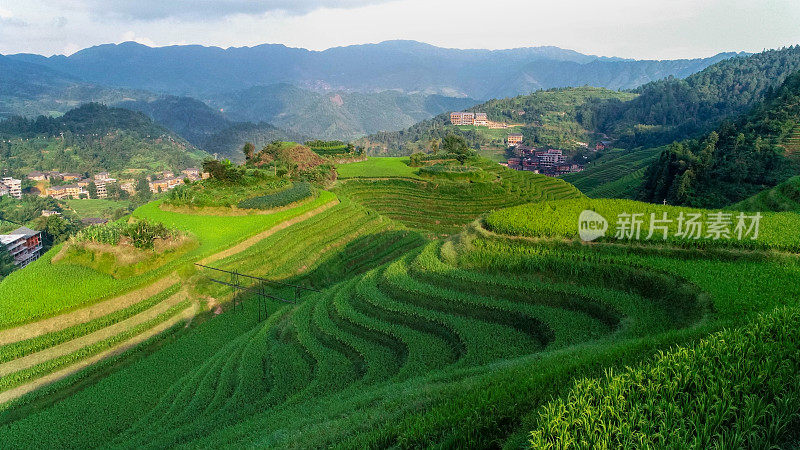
[102, 226, 708, 447]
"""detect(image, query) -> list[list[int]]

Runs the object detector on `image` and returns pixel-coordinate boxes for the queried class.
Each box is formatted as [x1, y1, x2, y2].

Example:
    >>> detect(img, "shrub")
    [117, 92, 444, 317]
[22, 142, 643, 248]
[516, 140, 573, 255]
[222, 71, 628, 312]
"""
[73, 219, 176, 249]
[237, 182, 313, 210]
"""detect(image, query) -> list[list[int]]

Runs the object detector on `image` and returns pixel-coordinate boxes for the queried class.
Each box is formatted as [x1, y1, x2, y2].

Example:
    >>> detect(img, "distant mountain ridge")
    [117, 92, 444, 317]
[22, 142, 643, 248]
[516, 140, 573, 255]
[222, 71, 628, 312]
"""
[7, 40, 741, 100]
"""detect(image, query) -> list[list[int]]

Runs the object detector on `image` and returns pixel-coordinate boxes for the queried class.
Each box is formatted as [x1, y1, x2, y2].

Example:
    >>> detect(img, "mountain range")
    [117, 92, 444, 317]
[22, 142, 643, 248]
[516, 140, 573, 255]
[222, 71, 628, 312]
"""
[7, 40, 741, 100]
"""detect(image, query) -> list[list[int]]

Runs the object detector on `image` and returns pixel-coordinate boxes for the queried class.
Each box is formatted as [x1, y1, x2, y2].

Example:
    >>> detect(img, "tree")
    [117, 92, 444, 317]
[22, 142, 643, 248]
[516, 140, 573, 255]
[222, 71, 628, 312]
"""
[243, 142, 255, 162]
[87, 181, 98, 199]
[36, 215, 74, 245]
[0, 247, 14, 281]
[409, 152, 424, 167]
[442, 134, 472, 165]
[135, 175, 152, 203]
[429, 139, 439, 154]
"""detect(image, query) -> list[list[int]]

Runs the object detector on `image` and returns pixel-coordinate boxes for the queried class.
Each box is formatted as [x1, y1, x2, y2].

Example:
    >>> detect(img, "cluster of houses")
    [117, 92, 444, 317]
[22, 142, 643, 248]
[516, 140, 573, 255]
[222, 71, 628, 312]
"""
[40, 171, 118, 200]
[506, 146, 584, 177]
[450, 112, 513, 129]
[148, 168, 205, 193]
[20, 168, 206, 200]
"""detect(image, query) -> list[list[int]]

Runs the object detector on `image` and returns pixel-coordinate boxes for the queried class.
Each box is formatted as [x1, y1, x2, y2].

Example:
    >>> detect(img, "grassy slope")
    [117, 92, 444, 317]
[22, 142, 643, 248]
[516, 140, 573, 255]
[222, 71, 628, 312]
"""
[2, 182, 799, 448]
[335, 157, 583, 234]
[336, 157, 423, 179]
[3, 207, 798, 447]
[63, 199, 131, 220]
[734, 175, 800, 212]
[0, 192, 336, 328]
[560, 147, 662, 198]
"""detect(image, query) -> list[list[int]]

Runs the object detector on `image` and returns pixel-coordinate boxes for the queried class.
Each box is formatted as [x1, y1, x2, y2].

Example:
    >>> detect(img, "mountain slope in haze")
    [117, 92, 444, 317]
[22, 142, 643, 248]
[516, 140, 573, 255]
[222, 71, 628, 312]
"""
[216, 83, 480, 141]
[8, 40, 738, 99]
[595, 46, 800, 149]
[118, 96, 233, 148]
[638, 70, 800, 208]
[0, 103, 208, 173]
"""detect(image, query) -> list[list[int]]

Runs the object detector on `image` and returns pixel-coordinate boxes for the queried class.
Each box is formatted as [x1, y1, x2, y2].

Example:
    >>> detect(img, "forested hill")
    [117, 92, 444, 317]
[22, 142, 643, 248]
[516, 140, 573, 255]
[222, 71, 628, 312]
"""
[359, 87, 635, 155]
[638, 70, 800, 208]
[0, 103, 209, 173]
[594, 46, 800, 149]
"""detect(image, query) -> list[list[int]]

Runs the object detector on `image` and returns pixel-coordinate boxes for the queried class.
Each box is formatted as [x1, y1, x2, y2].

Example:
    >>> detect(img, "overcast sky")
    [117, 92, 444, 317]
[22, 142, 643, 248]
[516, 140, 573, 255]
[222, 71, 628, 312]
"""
[1, 0, 799, 59]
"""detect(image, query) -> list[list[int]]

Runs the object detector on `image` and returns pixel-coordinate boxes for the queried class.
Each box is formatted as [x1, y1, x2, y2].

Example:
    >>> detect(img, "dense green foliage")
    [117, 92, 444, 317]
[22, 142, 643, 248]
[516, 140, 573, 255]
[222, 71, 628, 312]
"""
[305, 140, 361, 157]
[0, 103, 208, 173]
[237, 183, 313, 210]
[74, 219, 177, 249]
[639, 71, 800, 207]
[528, 306, 800, 449]
[165, 166, 289, 208]
[594, 46, 800, 149]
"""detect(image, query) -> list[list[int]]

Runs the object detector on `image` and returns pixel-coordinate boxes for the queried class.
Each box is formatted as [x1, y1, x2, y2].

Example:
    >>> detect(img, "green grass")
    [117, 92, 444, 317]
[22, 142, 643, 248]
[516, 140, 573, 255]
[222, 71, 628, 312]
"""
[63, 198, 132, 219]
[0, 285, 180, 364]
[0, 191, 336, 329]
[561, 147, 661, 198]
[336, 157, 422, 179]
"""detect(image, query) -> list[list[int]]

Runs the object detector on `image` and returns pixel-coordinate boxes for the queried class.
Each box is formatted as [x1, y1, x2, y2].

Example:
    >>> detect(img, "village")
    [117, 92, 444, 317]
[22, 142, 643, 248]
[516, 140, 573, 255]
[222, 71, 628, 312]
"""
[449, 111, 586, 177]
[0, 168, 207, 202]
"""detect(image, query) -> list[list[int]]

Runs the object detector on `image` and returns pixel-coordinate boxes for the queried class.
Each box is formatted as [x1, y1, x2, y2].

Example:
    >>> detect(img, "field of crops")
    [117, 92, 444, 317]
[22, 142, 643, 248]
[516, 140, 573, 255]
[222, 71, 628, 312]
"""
[237, 182, 313, 210]
[485, 197, 800, 251]
[561, 147, 661, 198]
[4, 210, 799, 448]
[336, 157, 422, 179]
[2, 163, 800, 448]
[335, 159, 582, 234]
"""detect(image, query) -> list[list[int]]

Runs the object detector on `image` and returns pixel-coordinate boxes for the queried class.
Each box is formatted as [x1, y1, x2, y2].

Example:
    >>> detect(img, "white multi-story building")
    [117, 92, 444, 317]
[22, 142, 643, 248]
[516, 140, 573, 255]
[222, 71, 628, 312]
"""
[1, 177, 22, 199]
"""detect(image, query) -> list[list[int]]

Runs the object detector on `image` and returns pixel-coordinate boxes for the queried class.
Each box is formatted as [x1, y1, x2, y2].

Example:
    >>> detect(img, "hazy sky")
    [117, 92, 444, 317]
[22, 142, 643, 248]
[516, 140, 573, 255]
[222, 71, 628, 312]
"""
[1, 0, 799, 59]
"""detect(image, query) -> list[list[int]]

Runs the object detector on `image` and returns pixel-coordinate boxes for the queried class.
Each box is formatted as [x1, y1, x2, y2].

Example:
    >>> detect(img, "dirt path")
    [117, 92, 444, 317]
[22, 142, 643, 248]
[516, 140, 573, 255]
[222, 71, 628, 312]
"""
[0, 199, 338, 404]
[200, 198, 339, 265]
[0, 197, 338, 347]
[0, 290, 188, 378]
[0, 302, 197, 405]
[0, 275, 180, 347]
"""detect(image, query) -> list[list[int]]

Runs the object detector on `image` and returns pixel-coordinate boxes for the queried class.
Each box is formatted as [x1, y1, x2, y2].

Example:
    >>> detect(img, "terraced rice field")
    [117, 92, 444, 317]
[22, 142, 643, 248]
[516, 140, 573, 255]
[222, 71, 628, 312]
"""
[561, 147, 661, 198]
[2, 177, 800, 448]
[735, 175, 800, 212]
[335, 161, 582, 234]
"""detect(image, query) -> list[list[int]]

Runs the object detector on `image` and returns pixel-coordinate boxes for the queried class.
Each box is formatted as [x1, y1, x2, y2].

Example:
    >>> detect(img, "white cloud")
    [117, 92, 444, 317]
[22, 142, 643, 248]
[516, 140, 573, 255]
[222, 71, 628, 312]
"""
[0, 0, 798, 59]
